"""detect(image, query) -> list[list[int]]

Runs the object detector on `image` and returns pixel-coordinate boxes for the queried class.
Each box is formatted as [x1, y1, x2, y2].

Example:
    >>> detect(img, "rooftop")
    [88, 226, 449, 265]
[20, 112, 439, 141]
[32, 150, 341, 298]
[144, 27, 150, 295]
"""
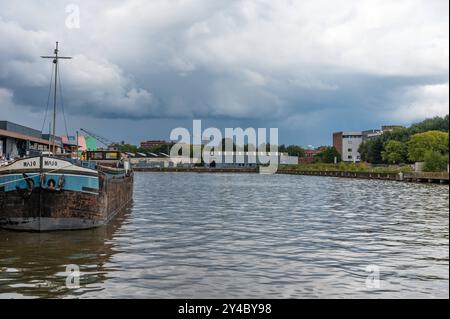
[0, 121, 52, 145]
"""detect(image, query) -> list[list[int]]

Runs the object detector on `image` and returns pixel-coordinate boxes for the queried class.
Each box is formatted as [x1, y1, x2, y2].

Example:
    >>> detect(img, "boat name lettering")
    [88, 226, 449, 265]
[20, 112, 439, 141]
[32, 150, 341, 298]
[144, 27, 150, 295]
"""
[23, 160, 37, 167]
[44, 160, 58, 167]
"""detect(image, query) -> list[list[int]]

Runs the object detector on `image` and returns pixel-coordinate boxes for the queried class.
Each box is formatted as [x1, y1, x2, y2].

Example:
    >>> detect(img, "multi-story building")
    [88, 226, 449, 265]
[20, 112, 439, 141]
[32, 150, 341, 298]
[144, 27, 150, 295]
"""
[362, 129, 382, 141]
[333, 131, 363, 162]
[362, 125, 405, 142]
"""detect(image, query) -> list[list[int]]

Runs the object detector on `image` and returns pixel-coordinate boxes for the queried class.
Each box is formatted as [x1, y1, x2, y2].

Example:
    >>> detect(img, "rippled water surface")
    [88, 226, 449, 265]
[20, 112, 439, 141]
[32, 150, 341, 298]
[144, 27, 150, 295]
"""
[0, 172, 448, 298]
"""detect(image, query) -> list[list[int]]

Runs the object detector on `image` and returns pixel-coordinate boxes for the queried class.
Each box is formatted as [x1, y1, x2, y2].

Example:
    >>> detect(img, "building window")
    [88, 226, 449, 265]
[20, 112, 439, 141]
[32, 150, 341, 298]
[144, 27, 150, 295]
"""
[348, 155, 352, 159]
[348, 148, 352, 152]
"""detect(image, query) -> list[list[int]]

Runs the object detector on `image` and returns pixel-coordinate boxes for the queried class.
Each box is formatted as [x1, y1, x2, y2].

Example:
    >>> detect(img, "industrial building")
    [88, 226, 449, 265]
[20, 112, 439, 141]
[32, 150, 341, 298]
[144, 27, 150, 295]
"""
[0, 120, 100, 161]
[130, 151, 298, 169]
[0, 121, 57, 159]
[203, 151, 298, 168]
[131, 155, 195, 169]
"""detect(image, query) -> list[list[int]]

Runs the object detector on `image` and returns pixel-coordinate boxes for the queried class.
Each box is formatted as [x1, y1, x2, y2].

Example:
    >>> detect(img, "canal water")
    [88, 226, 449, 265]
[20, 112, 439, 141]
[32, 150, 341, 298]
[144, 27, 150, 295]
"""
[0, 172, 448, 298]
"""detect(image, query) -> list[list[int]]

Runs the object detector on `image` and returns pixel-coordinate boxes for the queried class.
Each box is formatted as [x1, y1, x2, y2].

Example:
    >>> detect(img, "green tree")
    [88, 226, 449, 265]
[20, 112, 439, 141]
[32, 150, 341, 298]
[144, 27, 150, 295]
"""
[409, 115, 449, 135]
[357, 115, 449, 164]
[381, 140, 408, 164]
[408, 130, 449, 162]
[358, 139, 384, 164]
[315, 146, 341, 163]
[118, 144, 138, 153]
[286, 145, 305, 157]
[278, 144, 287, 153]
[380, 127, 411, 143]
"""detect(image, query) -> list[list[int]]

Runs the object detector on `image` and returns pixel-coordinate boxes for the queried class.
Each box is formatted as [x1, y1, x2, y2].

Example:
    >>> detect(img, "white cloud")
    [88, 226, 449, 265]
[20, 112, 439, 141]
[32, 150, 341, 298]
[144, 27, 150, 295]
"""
[181, 0, 448, 76]
[390, 83, 449, 121]
[60, 54, 158, 117]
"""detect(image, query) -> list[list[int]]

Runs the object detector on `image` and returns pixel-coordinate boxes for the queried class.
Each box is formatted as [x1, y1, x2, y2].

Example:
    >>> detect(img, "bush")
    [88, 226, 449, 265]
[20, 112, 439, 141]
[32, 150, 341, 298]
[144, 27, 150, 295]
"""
[423, 151, 449, 172]
[314, 146, 341, 163]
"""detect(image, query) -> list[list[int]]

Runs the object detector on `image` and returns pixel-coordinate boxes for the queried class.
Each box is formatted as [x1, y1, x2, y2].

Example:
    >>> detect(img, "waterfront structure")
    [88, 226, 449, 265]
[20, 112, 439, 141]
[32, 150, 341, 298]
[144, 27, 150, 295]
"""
[0, 120, 101, 161]
[130, 151, 298, 169]
[0, 121, 60, 159]
[131, 155, 196, 168]
[333, 131, 363, 162]
[61, 135, 98, 152]
[205, 151, 298, 168]
[42, 134, 64, 151]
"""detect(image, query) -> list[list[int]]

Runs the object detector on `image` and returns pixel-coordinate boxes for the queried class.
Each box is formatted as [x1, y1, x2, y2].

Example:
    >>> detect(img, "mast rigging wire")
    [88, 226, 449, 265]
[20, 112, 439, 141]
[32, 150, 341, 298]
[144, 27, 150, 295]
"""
[57, 64, 70, 138]
[41, 63, 55, 134]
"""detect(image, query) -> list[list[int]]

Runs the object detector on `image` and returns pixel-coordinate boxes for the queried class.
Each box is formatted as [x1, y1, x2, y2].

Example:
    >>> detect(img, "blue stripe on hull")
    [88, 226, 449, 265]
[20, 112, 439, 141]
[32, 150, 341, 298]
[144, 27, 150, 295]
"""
[0, 173, 99, 194]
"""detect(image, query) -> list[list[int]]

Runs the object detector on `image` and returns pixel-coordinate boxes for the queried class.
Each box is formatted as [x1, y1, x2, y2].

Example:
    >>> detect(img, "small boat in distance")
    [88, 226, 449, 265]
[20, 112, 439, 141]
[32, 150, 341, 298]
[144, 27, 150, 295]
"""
[0, 42, 133, 231]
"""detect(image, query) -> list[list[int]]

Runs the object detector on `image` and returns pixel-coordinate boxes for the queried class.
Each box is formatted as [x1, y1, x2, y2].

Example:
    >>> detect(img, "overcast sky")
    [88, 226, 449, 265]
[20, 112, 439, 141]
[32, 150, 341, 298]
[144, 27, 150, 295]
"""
[0, 0, 448, 146]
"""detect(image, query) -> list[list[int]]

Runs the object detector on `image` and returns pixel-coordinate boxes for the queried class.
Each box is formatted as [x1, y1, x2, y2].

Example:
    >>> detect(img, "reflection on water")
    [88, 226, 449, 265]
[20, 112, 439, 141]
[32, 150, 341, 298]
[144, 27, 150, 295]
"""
[0, 173, 448, 298]
[0, 205, 132, 298]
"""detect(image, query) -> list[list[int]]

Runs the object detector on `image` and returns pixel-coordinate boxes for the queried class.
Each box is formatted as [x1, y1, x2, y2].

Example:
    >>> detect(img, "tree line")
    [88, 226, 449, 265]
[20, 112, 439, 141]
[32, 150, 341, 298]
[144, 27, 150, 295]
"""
[358, 115, 449, 171]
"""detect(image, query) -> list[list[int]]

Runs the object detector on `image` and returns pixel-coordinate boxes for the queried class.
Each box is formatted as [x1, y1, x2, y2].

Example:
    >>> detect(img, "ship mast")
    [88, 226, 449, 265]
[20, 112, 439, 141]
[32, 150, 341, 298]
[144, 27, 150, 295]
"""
[41, 42, 72, 155]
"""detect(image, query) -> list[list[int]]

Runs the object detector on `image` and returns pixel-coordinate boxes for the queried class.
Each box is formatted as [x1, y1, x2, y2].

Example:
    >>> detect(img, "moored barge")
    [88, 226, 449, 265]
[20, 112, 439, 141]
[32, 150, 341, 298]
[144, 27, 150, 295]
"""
[0, 151, 133, 231]
[0, 42, 133, 231]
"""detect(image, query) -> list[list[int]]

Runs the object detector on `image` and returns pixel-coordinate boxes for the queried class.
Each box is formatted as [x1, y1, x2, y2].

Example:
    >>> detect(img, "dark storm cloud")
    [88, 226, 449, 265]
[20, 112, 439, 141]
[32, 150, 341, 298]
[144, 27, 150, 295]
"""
[0, 0, 448, 146]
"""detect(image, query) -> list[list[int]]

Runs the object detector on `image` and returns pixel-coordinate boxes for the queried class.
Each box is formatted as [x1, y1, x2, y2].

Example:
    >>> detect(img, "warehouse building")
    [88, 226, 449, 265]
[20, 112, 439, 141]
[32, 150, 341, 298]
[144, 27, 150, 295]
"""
[0, 121, 59, 160]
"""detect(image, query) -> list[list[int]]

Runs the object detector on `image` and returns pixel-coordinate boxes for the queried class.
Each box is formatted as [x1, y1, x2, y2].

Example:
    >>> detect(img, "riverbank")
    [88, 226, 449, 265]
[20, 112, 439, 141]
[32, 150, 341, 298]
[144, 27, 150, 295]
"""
[133, 166, 449, 184]
[278, 169, 449, 184]
[133, 167, 259, 173]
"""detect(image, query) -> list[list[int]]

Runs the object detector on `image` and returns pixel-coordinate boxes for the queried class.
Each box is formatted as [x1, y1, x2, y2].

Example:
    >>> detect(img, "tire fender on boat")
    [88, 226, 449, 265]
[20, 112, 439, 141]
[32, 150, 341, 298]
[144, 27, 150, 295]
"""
[15, 173, 34, 198]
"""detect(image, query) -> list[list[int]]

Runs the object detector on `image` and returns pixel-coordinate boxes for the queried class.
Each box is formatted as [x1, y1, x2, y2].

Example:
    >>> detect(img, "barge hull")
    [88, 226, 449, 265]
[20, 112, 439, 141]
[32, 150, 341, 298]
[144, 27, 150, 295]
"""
[0, 170, 133, 231]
